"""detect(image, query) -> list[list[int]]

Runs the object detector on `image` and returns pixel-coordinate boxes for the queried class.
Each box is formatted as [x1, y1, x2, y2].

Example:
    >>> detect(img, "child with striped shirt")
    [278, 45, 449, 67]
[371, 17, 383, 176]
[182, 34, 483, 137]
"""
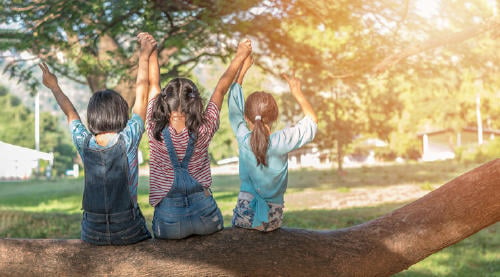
[146, 38, 252, 239]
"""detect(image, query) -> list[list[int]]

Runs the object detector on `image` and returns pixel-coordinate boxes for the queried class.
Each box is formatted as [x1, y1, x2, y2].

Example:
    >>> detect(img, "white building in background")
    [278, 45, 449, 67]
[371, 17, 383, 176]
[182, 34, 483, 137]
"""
[0, 141, 53, 180]
[288, 144, 333, 169]
[417, 127, 500, 161]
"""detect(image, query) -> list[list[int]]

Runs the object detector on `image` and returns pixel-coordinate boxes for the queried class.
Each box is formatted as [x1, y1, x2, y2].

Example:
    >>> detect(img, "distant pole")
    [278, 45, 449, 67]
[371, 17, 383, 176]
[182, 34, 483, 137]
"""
[422, 134, 429, 160]
[475, 80, 483, 145]
[35, 91, 40, 174]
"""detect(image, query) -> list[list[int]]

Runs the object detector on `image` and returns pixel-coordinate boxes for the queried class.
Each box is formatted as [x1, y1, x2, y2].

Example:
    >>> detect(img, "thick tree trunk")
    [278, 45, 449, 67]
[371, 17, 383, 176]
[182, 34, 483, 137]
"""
[1, 159, 498, 276]
[85, 33, 138, 107]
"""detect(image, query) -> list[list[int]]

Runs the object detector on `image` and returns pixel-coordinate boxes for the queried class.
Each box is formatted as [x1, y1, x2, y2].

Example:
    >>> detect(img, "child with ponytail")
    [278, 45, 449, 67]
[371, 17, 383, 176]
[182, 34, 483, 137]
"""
[229, 56, 318, 231]
[146, 38, 252, 239]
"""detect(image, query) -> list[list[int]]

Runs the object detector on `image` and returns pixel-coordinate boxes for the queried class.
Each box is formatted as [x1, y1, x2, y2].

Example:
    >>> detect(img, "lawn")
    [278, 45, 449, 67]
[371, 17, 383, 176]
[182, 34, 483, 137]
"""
[0, 160, 498, 276]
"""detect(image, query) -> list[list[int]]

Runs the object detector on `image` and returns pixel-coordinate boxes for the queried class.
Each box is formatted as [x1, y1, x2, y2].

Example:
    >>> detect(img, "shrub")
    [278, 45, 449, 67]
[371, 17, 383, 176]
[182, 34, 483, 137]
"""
[374, 147, 397, 162]
[456, 138, 500, 163]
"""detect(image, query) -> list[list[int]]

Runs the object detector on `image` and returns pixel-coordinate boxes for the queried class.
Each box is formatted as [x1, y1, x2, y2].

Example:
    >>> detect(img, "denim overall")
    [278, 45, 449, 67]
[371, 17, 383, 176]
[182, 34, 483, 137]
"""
[152, 129, 223, 239]
[81, 134, 151, 245]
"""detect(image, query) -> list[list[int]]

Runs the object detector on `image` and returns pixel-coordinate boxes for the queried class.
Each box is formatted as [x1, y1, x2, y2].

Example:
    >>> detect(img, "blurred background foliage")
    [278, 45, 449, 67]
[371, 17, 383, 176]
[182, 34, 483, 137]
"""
[0, 0, 499, 172]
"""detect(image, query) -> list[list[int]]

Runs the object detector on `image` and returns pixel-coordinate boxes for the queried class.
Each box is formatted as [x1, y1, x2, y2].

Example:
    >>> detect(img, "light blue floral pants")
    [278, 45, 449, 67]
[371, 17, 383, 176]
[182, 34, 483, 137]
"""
[232, 192, 283, 232]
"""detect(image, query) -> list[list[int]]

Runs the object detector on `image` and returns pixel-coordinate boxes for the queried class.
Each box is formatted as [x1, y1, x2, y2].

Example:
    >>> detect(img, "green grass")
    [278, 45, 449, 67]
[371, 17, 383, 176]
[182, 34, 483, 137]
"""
[397, 225, 500, 276]
[0, 160, 498, 276]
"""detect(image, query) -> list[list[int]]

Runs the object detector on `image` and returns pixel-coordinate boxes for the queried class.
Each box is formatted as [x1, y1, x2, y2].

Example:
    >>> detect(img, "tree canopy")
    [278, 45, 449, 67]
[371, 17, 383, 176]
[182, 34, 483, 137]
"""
[1, 0, 499, 167]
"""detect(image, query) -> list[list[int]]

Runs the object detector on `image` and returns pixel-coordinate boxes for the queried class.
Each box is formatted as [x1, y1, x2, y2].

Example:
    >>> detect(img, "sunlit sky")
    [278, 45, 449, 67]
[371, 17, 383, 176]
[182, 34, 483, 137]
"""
[416, 0, 497, 17]
[415, 0, 441, 18]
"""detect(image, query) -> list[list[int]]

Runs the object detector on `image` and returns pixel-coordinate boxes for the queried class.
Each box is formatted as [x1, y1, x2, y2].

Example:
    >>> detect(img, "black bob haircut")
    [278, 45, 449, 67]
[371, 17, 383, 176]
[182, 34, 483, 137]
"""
[87, 89, 129, 135]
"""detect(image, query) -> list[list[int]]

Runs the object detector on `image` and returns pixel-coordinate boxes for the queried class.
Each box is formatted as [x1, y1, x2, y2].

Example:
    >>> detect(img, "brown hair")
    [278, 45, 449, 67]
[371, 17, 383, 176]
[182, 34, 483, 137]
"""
[87, 89, 129, 135]
[244, 91, 279, 166]
[151, 78, 204, 141]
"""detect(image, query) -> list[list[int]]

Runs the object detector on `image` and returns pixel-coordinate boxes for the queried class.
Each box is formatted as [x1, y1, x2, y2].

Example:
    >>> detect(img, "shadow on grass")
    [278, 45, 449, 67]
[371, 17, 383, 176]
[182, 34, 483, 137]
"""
[0, 178, 84, 209]
[283, 202, 407, 230]
[0, 161, 482, 210]
[0, 210, 81, 239]
[209, 160, 483, 192]
[213, 191, 239, 202]
[0, 200, 404, 238]
[284, 161, 481, 191]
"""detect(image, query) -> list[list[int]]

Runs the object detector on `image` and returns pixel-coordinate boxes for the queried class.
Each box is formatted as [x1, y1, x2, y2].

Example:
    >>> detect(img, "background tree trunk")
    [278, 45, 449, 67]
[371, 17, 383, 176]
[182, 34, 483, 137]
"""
[0, 159, 498, 276]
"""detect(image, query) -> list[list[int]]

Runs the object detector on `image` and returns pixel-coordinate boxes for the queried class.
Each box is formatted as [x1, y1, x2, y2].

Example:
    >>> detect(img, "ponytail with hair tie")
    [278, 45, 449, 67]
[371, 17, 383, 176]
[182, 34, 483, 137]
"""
[245, 91, 279, 167]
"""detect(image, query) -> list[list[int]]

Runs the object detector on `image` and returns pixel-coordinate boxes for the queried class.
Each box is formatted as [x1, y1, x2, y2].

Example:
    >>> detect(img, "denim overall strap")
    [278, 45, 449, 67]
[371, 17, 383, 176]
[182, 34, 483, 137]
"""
[181, 133, 197, 168]
[161, 128, 196, 169]
[82, 134, 134, 214]
[162, 128, 203, 197]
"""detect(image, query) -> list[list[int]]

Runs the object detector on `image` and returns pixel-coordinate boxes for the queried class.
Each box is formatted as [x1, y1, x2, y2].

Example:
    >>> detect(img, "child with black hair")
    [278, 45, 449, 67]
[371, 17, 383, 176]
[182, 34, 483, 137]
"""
[39, 32, 156, 245]
[146, 38, 252, 239]
[229, 55, 318, 231]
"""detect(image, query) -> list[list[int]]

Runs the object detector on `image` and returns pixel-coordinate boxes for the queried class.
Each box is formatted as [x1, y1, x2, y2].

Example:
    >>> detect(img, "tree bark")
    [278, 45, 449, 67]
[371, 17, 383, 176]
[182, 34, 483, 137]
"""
[0, 159, 498, 276]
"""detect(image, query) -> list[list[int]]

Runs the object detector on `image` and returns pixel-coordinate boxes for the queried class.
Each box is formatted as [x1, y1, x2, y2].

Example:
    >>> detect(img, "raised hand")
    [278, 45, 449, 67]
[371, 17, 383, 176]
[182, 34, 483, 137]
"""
[211, 38, 252, 108]
[137, 32, 157, 56]
[281, 72, 302, 98]
[236, 39, 252, 60]
[281, 71, 317, 123]
[38, 62, 59, 90]
[38, 62, 80, 122]
[133, 32, 156, 121]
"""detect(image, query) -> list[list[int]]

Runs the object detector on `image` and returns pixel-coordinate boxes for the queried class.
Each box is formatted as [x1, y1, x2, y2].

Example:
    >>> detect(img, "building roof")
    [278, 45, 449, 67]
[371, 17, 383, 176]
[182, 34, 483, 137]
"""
[0, 141, 53, 161]
[417, 127, 500, 137]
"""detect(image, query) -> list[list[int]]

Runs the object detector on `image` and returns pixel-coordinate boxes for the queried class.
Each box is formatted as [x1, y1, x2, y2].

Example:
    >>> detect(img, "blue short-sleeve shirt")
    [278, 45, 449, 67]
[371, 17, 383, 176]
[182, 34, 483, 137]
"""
[70, 113, 145, 203]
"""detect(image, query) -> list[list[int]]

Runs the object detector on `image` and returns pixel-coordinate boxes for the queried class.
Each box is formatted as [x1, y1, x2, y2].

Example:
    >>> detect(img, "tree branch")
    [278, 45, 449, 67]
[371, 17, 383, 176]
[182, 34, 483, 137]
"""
[321, 16, 499, 79]
[372, 17, 499, 73]
[170, 52, 225, 73]
[0, 159, 498, 276]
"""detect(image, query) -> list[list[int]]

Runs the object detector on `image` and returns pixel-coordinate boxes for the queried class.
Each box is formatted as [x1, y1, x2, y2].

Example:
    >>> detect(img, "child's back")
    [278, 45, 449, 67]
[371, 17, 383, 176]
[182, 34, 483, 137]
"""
[71, 93, 151, 244]
[229, 56, 318, 231]
[145, 39, 253, 239]
[234, 112, 317, 201]
[146, 84, 220, 207]
[39, 32, 157, 245]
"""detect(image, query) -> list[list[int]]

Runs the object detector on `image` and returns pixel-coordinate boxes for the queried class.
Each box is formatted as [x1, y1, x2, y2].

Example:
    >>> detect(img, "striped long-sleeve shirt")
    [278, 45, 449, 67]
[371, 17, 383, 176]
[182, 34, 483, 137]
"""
[146, 97, 220, 206]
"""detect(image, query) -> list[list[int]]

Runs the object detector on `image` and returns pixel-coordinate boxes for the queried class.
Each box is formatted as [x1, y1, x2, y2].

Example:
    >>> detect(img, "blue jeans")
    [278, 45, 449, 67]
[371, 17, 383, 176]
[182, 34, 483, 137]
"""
[153, 190, 223, 239]
[81, 206, 151, 245]
[81, 134, 151, 245]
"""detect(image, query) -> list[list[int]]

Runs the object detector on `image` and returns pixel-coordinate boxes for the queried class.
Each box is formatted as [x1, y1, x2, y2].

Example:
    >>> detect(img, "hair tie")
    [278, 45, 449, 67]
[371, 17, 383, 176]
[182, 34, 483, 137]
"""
[188, 92, 196, 98]
[254, 115, 262, 121]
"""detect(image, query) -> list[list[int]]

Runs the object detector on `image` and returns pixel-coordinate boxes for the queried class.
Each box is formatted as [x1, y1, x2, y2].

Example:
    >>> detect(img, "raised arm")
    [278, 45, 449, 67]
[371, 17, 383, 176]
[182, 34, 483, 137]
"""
[39, 63, 80, 123]
[282, 73, 318, 123]
[133, 32, 157, 121]
[147, 43, 161, 102]
[235, 55, 253, 86]
[210, 39, 252, 109]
